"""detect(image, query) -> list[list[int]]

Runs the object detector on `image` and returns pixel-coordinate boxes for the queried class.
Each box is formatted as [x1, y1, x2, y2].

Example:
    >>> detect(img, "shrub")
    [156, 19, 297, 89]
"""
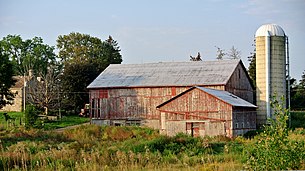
[24, 105, 40, 129]
[245, 96, 305, 170]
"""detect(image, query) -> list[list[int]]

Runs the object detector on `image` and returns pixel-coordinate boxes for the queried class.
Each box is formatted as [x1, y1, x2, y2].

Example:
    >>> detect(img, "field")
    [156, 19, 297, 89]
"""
[0, 111, 304, 170]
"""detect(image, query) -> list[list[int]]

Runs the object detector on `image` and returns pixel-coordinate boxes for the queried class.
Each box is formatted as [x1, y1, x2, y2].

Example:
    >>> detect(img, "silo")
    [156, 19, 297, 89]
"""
[255, 24, 287, 126]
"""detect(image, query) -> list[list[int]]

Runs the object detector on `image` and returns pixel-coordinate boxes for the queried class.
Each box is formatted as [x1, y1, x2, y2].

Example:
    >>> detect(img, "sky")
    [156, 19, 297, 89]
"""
[0, 0, 304, 81]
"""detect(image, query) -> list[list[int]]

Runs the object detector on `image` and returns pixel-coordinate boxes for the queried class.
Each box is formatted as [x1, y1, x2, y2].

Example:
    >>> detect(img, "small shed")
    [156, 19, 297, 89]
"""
[157, 87, 256, 137]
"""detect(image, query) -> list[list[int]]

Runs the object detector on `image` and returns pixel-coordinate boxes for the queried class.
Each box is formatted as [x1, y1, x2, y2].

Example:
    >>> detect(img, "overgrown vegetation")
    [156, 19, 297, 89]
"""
[0, 125, 245, 170]
[245, 97, 305, 170]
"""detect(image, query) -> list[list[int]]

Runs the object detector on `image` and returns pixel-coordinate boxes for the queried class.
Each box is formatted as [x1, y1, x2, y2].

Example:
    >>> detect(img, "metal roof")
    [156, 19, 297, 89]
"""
[87, 60, 241, 88]
[196, 87, 256, 108]
[255, 24, 285, 37]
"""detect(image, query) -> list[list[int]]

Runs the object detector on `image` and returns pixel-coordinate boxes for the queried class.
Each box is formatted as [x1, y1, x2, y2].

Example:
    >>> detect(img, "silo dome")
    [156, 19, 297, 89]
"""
[255, 24, 285, 37]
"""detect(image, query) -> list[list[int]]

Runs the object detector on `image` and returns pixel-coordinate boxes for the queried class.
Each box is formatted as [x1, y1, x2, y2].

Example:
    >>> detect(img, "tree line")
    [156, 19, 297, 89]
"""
[0, 33, 122, 115]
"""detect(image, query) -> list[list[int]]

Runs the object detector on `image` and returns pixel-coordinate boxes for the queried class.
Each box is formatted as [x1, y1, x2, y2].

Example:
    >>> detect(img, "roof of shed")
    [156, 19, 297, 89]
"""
[196, 87, 256, 107]
[157, 87, 256, 108]
[88, 59, 241, 88]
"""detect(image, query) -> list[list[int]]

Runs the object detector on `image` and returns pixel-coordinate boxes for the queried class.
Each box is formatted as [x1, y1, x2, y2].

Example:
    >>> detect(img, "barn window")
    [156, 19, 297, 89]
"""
[235, 123, 238, 129]
[238, 69, 241, 79]
[99, 89, 108, 98]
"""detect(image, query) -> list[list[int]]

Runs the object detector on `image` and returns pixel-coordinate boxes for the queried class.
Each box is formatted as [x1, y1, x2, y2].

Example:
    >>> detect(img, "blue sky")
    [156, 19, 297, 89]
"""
[1, 0, 304, 80]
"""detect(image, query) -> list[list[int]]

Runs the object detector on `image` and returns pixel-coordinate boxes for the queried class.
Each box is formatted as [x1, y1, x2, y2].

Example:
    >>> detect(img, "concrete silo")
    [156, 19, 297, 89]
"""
[255, 24, 289, 126]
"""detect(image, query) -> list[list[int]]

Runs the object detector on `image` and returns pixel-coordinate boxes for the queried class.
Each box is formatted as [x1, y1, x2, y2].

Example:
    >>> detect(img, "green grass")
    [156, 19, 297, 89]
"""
[0, 112, 89, 130]
[43, 116, 89, 130]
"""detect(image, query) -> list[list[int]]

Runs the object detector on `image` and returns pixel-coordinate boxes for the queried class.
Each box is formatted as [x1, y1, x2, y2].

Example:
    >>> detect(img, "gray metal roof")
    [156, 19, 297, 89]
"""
[87, 60, 241, 88]
[197, 87, 256, 108]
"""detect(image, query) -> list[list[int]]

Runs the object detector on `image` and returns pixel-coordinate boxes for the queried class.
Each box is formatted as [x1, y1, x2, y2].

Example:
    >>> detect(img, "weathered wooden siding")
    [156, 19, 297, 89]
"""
[157, 88, 233, 137]
[225, 63, 254, 104]
[90, 87, 190, 120]
[232, 107, 256, 136]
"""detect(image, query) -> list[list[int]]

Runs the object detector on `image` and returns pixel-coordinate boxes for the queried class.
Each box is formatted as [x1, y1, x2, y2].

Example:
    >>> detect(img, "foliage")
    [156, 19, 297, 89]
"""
[215, 46, 226, 60]
[189, 52, 202, 61]
[245, 96, 305, 170]
[227, 46, 241, 59]
[0, 51, 16, 109]
[24, 104, 40, 129]
[57, 33, 122, 113]
[0, 125, 246, 170]
[0, 35, 57, 76]
[291, 70, 305, 110]
[60, 62, 99, 112]
[247, 43, 256, 88]
[291, 111, 305, 129]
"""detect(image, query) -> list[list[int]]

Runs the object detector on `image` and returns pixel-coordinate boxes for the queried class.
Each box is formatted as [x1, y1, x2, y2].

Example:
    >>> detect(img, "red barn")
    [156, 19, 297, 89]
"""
[87, 59, 256, 137]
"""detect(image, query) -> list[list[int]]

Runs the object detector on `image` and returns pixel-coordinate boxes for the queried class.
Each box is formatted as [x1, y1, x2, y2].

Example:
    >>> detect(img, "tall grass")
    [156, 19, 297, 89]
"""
[0, 125, 246, 170]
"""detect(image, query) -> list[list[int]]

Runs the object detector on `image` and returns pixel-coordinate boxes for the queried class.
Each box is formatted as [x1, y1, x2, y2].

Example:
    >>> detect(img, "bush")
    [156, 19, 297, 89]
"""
[245, 96, 305, 170]
[24, 105, 40, 129]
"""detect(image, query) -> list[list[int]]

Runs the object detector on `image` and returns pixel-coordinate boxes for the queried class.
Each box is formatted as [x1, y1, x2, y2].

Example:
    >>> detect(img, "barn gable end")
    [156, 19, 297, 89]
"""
[156, 87, 256, 137]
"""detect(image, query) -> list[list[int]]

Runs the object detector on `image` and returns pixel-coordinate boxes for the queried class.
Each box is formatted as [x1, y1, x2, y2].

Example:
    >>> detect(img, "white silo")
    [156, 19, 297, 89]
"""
[255, 24, 289, 126]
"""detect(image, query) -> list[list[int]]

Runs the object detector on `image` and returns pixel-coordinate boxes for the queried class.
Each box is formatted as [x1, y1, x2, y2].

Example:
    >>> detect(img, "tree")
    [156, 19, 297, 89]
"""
[57, 32, 103, 64]
[27, 63, 63, 115]
[291, 70, 305, 110]
[57, 33, 123, 113]
[190, 52, 202, 61]
[0, 35, 57, 76]
[227, 46, 241, 59]
[215, 46, 225, 60]
[60, 62, 99, 113]
[0, 51, 16, 109]
[248, 51, 256, 87]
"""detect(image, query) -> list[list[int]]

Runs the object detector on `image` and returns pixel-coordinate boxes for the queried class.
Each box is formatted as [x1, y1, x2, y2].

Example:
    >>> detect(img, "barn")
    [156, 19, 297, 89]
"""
[87, 59, 256, 137]
[157, 87, 256, 137]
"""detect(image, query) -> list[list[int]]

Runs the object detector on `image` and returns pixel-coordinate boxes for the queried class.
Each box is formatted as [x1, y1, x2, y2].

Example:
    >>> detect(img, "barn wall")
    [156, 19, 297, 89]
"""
[225, 63, 254, 104]
[158, 88, 233, 137]
[89, 87, 191, 128]
[232, 107, 256, 136]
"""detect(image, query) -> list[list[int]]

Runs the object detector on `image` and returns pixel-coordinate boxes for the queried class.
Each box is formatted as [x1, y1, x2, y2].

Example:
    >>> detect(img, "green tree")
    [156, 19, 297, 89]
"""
[60, 62, 99, 113]
[57, 33, 122, 113]
[0, 51, 16, 109]
[0, 35, 57, 76]
[291, 71, 305, 110]
[247, 51, 256, 87]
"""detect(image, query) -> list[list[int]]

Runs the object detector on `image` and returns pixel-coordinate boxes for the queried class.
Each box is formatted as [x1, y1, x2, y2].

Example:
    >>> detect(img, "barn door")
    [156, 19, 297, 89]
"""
[191, 123, 199, 137]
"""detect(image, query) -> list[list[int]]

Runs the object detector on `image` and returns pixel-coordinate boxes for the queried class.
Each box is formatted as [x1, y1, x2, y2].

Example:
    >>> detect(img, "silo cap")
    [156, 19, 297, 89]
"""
[255, 24, 285, 37]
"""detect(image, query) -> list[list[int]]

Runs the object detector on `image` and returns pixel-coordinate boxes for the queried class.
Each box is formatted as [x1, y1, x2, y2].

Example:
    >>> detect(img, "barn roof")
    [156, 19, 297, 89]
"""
[88, 59, 242, 88]
[157, 87, 256, 108]
[196, 87, 256, 108]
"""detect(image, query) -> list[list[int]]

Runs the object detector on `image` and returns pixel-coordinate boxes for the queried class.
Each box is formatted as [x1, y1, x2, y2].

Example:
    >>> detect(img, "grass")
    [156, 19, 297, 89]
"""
[43, 116, 89, 130]
[0, 125, 246, 170]
[1, 125, 304, 170]
[0, 112, 89, 131]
